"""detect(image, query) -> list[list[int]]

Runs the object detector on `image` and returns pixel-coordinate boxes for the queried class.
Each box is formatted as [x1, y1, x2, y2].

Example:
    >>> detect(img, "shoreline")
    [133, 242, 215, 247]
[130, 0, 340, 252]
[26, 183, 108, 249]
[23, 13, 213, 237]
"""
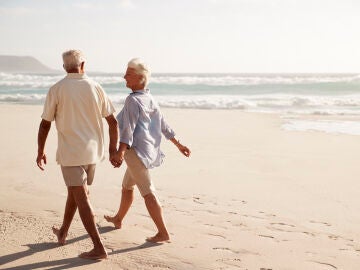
[3, 102, 360, 136]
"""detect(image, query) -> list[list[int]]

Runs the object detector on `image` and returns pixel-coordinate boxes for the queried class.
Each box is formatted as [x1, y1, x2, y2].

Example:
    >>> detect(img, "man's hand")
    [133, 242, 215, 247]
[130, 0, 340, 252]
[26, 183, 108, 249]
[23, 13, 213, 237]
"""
[36, 152, 47, 171]
[105, 114, 119, 167]
[178, 144, 191, 157]
[37, 119, 51, 171]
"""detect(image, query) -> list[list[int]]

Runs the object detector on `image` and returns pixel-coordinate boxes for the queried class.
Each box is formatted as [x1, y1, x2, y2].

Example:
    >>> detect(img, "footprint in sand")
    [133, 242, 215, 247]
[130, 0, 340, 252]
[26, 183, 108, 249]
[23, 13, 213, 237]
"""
[256, 211, 276, 218]
[258, 234, 275, 240]
[212, 247, 239, 254]
[230, 199, 247, 204]
[213, 247, 259, 256]
[167, 195, 187, 200]
[270, 222, 295, 227]
[309, 220, 331, 227]
[231, 222, 247, 228]
[302, 231, 316, 237]
[216, 258, 242, 268]
[267, 222, 296, 233]
[192, 196, 204, 204]
[216, 258, 241, 262]
[207, 233, 226, 239]
[309, 260, 337, 269]
[242, 214, 266, 220]
[43, 209, 59, 217]
[328, 234, 339, 240]
[174, 209, 193, 216]
[194, 209, 219, 215]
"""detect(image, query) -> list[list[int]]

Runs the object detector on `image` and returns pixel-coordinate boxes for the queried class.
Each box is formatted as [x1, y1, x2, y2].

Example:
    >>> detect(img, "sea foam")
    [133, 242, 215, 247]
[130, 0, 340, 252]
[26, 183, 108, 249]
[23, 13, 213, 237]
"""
[283, 120, 360, 135]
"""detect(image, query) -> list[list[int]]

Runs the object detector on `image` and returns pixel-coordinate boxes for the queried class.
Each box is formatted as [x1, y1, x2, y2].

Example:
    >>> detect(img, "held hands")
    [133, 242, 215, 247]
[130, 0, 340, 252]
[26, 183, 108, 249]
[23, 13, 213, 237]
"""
[109, 150, 124, 168]
[36, 152, 47, 171]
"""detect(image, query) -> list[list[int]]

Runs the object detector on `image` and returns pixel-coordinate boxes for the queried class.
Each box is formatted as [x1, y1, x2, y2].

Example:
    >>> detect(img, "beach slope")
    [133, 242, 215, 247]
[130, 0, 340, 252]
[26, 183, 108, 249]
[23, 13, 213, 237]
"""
[0, 105, 360, 269]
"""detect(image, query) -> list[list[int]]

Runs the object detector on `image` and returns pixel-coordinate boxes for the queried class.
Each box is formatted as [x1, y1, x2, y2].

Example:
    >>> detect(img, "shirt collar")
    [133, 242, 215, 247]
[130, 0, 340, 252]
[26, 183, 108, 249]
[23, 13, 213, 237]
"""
[66, 73, 87, 79]
[131, 89, 150, 95]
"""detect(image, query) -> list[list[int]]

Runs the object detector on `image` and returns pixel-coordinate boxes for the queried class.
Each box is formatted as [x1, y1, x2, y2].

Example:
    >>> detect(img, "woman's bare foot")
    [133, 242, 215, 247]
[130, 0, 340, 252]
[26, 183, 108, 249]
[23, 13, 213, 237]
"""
[79, 248, 107, 260]
[146, 232, 170, 243]
[52, 226, 67, 246]
[104, 215, 122, 229]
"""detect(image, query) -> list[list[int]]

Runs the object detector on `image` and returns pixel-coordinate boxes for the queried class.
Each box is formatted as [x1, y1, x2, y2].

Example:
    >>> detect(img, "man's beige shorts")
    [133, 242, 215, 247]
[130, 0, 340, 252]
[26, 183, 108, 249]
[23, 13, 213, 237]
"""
[61, 164, 96, 187]
[123, 148, 155, 197]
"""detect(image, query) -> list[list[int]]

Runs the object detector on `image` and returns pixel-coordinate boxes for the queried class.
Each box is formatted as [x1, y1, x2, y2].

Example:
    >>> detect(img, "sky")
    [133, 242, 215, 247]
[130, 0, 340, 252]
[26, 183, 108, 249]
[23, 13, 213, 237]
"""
[0, 0, 359, 73]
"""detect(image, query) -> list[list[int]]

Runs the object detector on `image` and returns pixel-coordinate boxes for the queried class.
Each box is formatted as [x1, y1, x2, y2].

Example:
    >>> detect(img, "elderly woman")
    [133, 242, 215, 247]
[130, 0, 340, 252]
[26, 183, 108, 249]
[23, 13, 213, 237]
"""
[105, 58, 190, 242]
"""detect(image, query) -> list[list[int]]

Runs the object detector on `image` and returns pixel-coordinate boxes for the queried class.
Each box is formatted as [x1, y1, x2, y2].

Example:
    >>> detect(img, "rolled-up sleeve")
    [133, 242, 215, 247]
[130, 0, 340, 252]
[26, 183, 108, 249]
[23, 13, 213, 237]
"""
[41, 87, 57, 121]
[117, 97, 140, 146]
[160, 114, 176, 139]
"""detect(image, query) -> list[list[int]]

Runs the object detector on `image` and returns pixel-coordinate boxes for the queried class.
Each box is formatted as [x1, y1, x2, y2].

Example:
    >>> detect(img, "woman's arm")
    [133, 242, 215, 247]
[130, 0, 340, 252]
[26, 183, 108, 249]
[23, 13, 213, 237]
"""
[170, 137, 191, 157]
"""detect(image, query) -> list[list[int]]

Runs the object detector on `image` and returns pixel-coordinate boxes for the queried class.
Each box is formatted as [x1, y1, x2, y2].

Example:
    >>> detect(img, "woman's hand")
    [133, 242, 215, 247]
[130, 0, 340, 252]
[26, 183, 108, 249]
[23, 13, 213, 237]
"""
[171, 137, 191, 157]
[177, 144, 191, 157]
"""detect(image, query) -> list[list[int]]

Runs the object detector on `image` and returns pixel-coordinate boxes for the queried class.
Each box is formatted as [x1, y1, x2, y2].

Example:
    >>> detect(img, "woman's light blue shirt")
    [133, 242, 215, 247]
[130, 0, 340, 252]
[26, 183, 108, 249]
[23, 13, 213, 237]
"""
[116, 89, 176, 169]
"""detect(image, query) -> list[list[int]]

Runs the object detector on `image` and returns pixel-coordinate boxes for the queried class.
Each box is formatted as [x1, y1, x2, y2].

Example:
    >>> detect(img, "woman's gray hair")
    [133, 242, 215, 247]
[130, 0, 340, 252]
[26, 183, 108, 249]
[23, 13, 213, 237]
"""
[62, 50, 85, 71]
[128, 58, 150, 86]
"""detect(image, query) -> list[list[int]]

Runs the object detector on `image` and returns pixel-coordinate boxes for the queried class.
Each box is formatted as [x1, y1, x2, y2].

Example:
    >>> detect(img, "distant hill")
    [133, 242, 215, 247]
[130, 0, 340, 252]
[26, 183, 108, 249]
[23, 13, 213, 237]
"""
[0, 55, 55, 73]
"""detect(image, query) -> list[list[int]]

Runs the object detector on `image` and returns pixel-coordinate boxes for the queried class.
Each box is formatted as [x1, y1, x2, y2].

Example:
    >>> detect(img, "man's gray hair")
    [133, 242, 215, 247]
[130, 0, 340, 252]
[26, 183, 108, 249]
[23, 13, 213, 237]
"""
[62, 50, 86, 71]
[128, 58, 150, 86]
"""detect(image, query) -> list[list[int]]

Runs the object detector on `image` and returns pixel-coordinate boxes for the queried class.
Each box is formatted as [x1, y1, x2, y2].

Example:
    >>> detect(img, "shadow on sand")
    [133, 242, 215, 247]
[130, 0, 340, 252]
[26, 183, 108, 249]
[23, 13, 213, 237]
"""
[0, 226, 161, 270]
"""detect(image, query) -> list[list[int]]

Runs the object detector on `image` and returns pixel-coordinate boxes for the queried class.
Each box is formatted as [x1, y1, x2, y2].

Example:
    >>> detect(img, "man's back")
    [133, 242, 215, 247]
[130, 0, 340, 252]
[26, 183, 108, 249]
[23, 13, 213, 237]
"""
[42, 73, 114, 166]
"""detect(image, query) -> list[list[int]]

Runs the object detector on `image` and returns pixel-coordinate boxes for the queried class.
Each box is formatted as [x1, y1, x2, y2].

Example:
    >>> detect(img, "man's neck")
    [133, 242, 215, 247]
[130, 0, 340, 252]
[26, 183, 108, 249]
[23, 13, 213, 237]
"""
[66, 68, 84, 74]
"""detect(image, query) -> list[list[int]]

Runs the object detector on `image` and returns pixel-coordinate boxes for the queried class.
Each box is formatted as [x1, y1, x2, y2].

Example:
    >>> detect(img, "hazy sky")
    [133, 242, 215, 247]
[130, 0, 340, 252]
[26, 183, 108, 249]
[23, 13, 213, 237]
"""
[0, 0, 359, 73]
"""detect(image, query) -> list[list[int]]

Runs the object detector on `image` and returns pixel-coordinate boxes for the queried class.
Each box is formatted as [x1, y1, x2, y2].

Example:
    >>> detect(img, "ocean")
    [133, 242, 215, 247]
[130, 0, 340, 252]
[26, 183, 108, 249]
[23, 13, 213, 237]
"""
[1, 72, 360, 135]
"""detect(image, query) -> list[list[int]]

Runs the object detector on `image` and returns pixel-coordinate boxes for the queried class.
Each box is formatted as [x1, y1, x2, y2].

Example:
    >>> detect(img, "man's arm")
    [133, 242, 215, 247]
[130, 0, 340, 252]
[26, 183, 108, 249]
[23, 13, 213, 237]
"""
[36, 119, 51, 170]
[105, 114, 119, 167]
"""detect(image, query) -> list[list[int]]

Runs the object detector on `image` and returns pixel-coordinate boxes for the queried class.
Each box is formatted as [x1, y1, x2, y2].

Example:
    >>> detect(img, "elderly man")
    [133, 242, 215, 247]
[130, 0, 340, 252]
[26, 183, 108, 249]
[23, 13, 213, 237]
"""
[36, 50, 118, 260]
[105, 58, 191, 243]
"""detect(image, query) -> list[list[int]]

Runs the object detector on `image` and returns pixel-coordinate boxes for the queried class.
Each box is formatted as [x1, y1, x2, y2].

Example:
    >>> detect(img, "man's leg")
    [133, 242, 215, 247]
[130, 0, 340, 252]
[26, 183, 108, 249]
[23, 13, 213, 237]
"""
[70, 185, 107, 260]
[104, 187, 134, 229]
[144, 192, 170, 243]
[52, 187, 77, 245]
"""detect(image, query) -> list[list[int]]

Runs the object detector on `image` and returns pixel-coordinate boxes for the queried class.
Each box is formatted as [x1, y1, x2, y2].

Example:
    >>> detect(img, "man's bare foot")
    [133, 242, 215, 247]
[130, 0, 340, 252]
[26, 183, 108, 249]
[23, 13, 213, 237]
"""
[79, 248, 107, 260]
[146, 232, 170, 243]
[104, 215, 122, 229]
[52, 226, 67, 246]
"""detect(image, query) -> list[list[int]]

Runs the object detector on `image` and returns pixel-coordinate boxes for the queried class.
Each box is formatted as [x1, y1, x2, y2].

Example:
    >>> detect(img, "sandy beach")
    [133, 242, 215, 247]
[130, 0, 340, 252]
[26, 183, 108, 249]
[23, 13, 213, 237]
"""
[1, 104, 360, 269]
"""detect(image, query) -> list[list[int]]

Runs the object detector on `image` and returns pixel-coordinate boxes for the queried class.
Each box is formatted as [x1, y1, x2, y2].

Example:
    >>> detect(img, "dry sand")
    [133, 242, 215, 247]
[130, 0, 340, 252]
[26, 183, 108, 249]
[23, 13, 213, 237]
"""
[1, 104, 360, 269]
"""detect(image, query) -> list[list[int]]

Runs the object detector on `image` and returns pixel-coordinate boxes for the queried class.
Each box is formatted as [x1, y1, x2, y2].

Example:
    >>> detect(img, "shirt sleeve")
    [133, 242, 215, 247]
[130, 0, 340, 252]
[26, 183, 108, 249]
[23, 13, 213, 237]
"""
[41, 87, 57, 121]
[118, 97, 140, 146]
[96, 84, 115, 118]
[160, 113, 176, 139]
